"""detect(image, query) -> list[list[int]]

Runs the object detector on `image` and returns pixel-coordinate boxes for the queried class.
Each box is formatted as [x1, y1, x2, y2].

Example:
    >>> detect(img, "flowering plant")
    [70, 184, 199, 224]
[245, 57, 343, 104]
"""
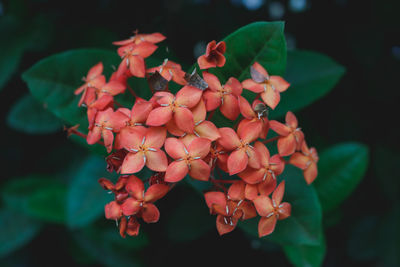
[17, 21, 369, 267]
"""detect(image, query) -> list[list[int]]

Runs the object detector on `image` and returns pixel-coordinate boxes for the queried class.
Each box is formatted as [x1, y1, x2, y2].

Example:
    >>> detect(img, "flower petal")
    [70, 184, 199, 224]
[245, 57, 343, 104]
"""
[258, 215, 277, 237]
[164, 138, 186, 159]
[278, 202, 291, 220]
[224, 77, 242, 96]
[188, 137, 211, 158]
[272, 181, 285, 206]
[174, 107, 195, 133]
[132, 41, 158, 58]
[253, 195, 274, 217]
[203, 72, 222, 91]
[189, 159, 211, 181]
[128, 55, 146, 78]
[242, 79, 264, 93]
[258, 179, 277, 196]
[144, 184, 169, 202]
[304, 162, 318, 184]
[227, 149, 248, 175]
[192, 99, 207, 123]
[260, 86, 280, 110]
[269, 120, 291, 136]
[203, 90, 221, 111]
[270, 76, 290, 92]
[145, 126, 166, 148]
[252, 62, 269, 79]
[216, 214, 237, 235]
[277, 134, 296, 156]
[121, 198, 141, 216]
[142, 203, 160, 223]
[105, 201, 122, 220]
[176, 86, 203, 108]
[285, 111, 298, 129]
[146, 107, 173, 126]
[125, 175, 145, 200]
[221, 94, 240, 120]
[245, 184, 258, 201]
[195, 121, 221, 141]
[239, 168, 266, 185]
[146, 150, 168, 172]
[131, 100, 153, 123]
[121, 152, 145, 174]
[254, 141, 270, 167]
[198, 55, 216, 69]
[204, 192, 227, 211]
[217, 128, 241, 150]
[164, 160, 189, 182]
[289, 152, 309, 170]
[238, 96, 256, 119]
[240, 122, 262, 144]
[228, 181, 245, 201]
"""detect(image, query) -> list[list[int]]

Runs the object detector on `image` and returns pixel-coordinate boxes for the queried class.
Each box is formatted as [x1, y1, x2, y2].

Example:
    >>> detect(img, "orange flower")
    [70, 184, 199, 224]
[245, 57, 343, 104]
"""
[289, 141, 319, 184]
[253, 181, 291, 237]
[242, 62, 290, 109]
[197, 40, 226, 69]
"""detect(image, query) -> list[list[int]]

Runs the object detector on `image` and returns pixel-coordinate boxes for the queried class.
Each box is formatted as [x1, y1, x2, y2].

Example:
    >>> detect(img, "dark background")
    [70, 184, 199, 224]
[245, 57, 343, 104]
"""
[1, 0, 399, 266]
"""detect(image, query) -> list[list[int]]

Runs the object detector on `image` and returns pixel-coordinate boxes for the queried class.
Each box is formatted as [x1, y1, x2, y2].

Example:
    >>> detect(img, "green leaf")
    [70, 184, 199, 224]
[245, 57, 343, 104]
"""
[374, 146, 400, 201]
[0, 16, 29, 90]
[283, 232, 326, 267]
[26, 182, 67, 223]
[240, 165, 323, 246]
[1, 175, 67, 223]
[66, 156, 115, 229]
[0, 209, 41, 258]
[314, 142, 369, 212]
[167, 188, 214, 242]
[7, 94, 62, 134]
[271, 50, 346, 119]
[22, 49, 121, 130]
[73, 225, 148, 267]
[207, 21, 287, 128]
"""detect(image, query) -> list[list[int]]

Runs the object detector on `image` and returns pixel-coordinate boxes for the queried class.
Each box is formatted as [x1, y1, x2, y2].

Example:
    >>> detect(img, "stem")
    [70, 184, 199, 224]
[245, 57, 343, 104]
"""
[207, 109, 215, 121]
[127, 84, 138, 98]
[64, 125, 105, 146]
[114, 100, 124, 108]
[262, 136, 279, 144]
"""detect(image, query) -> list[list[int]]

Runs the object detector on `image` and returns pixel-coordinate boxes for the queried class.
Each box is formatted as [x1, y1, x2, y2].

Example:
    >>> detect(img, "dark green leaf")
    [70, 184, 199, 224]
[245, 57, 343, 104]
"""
[271, 50, 346, 119]
[314, 142, 369, 212]
[67, 156, 115, 229]
[0, 209, 41, 258]
[167, 189, 214, 242]
[7, 94, 62, 134]
[283, 232, 326, 267]
[374, 146, 400, 201]
[73, 225, 148, 267]
[240, 165, 323, 246]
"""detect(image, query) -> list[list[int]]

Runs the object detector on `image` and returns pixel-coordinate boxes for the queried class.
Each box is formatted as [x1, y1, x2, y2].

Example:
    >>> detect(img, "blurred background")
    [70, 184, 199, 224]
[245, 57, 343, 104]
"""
[1, 0, 399, 266]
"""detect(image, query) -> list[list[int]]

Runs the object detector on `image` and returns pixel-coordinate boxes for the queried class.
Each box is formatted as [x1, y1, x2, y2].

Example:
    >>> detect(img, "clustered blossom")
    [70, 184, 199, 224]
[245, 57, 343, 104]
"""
[72, 30, 319, 238]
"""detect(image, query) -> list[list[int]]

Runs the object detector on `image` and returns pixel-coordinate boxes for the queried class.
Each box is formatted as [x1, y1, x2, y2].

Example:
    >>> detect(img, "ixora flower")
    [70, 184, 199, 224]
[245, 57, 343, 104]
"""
[69, 30, 318, 240]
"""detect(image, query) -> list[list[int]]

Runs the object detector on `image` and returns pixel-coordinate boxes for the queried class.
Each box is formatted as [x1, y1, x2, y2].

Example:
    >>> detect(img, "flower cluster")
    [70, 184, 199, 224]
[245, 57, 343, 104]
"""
[72, 30, 319, 238]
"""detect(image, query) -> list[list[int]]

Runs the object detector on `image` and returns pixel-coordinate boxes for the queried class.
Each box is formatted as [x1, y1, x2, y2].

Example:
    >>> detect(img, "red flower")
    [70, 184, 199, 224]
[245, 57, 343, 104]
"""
[74, 62, 106, 98]
[289, 141, 319, 184]
[166, 100, 221, 143]
[120, 126, 168, 174]
[114, 100, 153, 149]
[204, 186, 256, 235]
[206, 143, 228, 172]
[217, 126, 261, 175]
[80, 87, 114, 129]
[242, 62, 290, 109]
[237, 96, 269, 139]
[147, 59, 186, 85]
[202, 72, 242, 120]
[253, 181, 291, 237]
[146, 86, 203, 133]
[270, 111, 304, 157]
[121, 175, 169, 223]
[87, 108, 128, 153]
[197, 40, 226, 69]
[117, 41, 158, 78]
[164, 137, 211, 182]
[113, 32, 166, 46]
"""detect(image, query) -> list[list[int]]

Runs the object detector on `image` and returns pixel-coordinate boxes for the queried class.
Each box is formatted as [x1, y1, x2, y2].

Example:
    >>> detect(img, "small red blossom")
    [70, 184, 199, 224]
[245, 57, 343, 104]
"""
[289, 141, 319, 184]
[217, 126, 261, 175]
[203, 72, 242, 120]
[197, 40, 226, 69]
[237, 96, 269, 139]
[75, 62, 106, 98]
[242, 62, 290, 109]
[117, 41, 158, 78]
[121, 175, 169, 223]
[147, 59, 186, 85]
[270, 111, 304, 157]
[120, 126, 168, 174]
[164, 137, 211, 182]
[146, 86, 203, 133]
[253, 181, 291, 237]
